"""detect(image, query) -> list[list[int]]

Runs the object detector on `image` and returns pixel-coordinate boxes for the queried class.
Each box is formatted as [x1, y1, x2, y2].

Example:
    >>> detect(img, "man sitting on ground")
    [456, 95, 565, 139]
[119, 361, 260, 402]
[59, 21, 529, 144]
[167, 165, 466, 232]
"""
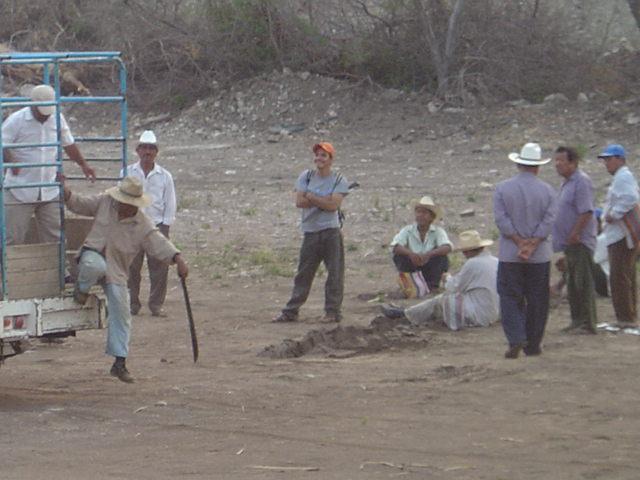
[382, 230, 499, 331]
[391, 195, 452, 291]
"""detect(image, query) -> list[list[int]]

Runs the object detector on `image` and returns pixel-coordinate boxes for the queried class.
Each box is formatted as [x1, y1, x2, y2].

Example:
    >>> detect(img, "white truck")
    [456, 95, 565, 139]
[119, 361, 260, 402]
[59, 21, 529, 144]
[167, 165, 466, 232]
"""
[0, 219, 107, 362]
[1, 51, 128, 364]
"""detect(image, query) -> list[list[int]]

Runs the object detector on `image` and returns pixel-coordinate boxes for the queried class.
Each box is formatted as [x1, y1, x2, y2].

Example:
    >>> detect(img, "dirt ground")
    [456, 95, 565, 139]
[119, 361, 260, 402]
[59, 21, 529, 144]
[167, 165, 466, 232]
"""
[2, 77, 640, 479]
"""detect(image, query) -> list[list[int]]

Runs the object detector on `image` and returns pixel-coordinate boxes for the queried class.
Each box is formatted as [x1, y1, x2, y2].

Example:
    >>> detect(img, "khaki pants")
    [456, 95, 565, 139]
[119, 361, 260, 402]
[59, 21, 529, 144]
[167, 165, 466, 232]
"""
[5, 190, 61, 244]
[608, 239, 638, 324]
[128, 224, 170, 314]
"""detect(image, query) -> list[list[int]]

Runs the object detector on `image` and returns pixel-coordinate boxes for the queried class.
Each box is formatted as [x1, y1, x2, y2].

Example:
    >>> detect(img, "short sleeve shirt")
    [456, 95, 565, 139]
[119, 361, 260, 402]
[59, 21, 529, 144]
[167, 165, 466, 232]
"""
[295, 169, 350, 232]
[2, 107, 74, 202]
[390, 223, 452, 254]
[552, 169, 597, 252]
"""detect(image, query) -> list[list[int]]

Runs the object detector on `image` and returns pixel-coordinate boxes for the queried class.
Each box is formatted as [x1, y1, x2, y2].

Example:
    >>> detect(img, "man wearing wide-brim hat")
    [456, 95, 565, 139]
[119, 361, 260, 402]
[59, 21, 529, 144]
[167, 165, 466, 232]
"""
[381, 230, 499, 330]
[494, 143, 557, 359]
[63, 176, 188, 383]
[390, 195, 452, 293]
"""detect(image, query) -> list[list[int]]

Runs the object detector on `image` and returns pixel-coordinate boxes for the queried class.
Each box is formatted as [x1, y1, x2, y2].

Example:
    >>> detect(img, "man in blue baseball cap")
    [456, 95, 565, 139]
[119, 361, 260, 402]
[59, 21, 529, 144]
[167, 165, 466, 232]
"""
[599, 143, 640, 328]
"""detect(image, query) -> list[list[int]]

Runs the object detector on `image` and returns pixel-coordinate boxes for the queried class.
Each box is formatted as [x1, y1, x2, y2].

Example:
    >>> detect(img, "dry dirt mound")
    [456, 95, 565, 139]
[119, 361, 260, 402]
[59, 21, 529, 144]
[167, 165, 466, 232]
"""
[258, 315, 431, 359]
[159, 69, 416, 141]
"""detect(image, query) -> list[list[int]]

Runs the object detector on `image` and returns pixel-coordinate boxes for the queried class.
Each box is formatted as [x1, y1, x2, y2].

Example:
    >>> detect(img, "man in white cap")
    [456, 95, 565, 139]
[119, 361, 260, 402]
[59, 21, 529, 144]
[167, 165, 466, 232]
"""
[494, 143, 557, 359]
[124, 130, 177, 317]
[390, 195, 452, 291]
[62, 176, 188, 383]
[1, 84, 96, 244]
[381, 230, 499, 330]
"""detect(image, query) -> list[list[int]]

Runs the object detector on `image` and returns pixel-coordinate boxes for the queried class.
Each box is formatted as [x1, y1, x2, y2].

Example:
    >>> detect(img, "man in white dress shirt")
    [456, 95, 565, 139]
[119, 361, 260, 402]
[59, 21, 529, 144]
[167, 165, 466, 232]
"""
[1, 84, 95, 244]
[125, 130, 177, 316]
[381, 230, 499, 331]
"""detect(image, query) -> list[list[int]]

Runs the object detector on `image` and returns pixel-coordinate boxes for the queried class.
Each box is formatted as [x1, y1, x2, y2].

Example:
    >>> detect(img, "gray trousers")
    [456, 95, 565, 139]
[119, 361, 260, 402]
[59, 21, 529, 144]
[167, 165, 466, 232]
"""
[128, 224, 170, 313]
[5, 190, 61, 244]
[282, 228, 344, 318]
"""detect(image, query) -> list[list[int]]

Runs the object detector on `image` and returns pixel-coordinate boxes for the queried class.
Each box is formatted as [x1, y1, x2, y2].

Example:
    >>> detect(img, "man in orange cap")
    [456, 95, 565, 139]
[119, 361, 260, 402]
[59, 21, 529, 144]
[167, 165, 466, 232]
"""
[273, 142, 350, 323]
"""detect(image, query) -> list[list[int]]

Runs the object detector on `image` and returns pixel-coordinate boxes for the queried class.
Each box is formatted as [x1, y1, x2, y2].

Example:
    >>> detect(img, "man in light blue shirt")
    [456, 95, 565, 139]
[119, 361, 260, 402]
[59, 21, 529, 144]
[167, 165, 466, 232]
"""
[599, 144, 640, 327]
[493, 143, 557, 359]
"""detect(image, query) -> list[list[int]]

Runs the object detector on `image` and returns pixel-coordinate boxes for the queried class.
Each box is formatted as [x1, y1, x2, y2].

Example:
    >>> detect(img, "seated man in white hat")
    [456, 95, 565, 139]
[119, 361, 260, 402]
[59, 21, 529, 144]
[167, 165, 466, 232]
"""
[62, 176, 188, 383]
[382, 230, 499, 331]
[390, 195, 452, 291]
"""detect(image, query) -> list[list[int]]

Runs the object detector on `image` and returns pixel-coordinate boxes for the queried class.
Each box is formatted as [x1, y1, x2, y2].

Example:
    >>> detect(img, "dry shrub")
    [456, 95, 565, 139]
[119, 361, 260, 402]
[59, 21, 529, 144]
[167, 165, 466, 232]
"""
[1, 0, 636, 107]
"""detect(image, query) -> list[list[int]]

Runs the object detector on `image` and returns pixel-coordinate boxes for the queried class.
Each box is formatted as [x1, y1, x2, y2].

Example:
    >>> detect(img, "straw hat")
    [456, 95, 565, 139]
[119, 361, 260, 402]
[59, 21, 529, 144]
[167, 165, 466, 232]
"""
[508, 142, 550, 166]
[106, 176, 151, 208]
[411, 195, 442, 221]
[455, 230, 493, 251]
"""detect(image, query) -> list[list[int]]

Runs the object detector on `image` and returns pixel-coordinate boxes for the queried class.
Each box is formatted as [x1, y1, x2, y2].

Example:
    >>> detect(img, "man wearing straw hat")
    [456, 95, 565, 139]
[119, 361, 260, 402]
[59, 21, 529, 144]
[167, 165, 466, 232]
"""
[381, 230, 499, 330]
[390, 195, 452, 291]
[62, 176, 188, 383]
[494, 143, 557, 359]
[1, 84, 95, 245]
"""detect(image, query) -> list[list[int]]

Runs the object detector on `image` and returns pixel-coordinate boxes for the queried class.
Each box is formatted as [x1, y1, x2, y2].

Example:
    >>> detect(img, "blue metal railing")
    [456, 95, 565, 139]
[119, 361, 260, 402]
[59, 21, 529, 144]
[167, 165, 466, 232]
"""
[0, 51, 128, 300]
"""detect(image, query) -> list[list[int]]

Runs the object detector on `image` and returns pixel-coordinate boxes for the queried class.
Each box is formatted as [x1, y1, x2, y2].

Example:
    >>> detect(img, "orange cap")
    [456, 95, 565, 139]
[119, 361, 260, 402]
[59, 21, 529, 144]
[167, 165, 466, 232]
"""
[312, 142, 335, 158]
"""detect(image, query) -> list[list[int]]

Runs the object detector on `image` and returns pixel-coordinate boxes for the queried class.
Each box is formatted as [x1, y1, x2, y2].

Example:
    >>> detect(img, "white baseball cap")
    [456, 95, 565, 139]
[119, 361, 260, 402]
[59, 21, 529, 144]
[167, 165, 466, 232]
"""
[138, 130, 158, 146]
[30, 85, 56, 116]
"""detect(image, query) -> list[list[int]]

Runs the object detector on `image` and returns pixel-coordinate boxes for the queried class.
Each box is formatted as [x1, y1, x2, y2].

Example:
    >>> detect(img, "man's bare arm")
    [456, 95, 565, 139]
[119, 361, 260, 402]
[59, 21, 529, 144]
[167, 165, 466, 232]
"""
[304, 192, 344, 211]
[64, 144, 96, 181]
[295, 191, 312, 209]
[568, 212, 592, 244]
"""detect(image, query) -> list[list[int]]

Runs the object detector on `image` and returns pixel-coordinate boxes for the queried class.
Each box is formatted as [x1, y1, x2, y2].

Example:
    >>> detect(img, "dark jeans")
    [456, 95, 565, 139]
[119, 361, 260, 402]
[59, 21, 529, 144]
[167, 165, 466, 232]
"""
[497, 261, 550, 352]
[393, 253, 449, 289]
[282, 228, 344, 318]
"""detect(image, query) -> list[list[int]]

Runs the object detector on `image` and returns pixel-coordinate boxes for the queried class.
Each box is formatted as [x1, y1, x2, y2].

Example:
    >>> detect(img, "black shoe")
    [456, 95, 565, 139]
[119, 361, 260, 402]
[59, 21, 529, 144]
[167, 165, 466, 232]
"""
[523, 345, 542, 356]
[504, 342, 526, 359]
[110, 363, 135, 383]
[319, 313, 341, 323]
[561, 324, 580, 333]
[272, 313, 297, 323]
[381, 304, 406, 320]
[130, 305, 141, 316]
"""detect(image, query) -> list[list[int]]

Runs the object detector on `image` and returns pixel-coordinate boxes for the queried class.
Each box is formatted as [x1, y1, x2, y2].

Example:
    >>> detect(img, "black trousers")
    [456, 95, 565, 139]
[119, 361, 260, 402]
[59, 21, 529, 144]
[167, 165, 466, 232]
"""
[393, 253, 449, 289]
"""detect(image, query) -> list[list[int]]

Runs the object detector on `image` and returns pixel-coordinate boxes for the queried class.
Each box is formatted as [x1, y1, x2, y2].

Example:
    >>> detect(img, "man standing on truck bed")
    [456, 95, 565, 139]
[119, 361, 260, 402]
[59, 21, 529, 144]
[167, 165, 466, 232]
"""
[1, 84, 96, 244]
[124, 130, 177, 317]
[63, 175, 188, 383]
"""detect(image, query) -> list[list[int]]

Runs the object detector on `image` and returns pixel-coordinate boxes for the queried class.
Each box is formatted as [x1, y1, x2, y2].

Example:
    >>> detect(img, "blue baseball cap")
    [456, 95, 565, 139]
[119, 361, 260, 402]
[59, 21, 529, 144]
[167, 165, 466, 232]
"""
[598, 144, 626, 158]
